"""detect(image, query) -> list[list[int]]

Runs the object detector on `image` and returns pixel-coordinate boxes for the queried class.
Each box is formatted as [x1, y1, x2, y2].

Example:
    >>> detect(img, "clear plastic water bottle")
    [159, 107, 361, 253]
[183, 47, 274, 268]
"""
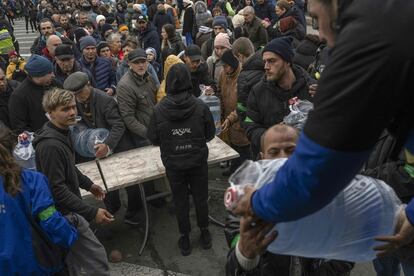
[199, 85, 221, 135]
[225, 159, 402, 262]
[70, 125, 109, 158]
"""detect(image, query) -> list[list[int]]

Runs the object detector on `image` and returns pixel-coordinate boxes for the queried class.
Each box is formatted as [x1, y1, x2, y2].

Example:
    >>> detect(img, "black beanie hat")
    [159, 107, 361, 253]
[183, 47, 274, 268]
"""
[221, 49, 239, 71]
[262, 37, 294, 63]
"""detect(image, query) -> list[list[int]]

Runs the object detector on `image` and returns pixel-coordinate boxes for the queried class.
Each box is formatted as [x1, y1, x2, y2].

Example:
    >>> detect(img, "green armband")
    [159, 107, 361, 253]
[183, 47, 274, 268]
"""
[404, 164, 414, 178]
[38, 205, 57, 221]
[231, 234, 240, 249]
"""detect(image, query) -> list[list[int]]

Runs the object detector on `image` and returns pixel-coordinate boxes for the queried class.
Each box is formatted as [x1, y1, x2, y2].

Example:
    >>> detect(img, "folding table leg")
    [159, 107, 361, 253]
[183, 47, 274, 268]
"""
[138, 183, 149, 256]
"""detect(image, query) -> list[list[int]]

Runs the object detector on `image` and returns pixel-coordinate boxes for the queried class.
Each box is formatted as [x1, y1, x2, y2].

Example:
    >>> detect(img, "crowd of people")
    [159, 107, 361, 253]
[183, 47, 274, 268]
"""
[1, 0, 413, 275]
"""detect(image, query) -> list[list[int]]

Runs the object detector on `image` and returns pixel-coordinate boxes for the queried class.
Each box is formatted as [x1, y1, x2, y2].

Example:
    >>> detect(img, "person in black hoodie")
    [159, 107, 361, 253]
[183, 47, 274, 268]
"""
[147, 63, 215, 256]
[33, 88, 112, 275]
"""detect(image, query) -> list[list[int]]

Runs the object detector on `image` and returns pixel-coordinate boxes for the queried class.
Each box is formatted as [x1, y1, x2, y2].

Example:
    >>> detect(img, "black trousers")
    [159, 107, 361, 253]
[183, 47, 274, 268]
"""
[229, 144, 251, 174]
[166, 163, 209, 235]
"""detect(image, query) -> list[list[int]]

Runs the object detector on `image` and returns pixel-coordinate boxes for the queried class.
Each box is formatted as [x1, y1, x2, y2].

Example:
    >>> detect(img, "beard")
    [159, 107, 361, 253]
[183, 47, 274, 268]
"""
[266, 66, 286, 82]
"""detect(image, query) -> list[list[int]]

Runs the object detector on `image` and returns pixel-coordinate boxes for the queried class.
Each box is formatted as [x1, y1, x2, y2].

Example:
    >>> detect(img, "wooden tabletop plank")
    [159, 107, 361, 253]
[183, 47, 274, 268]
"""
[79, 137, 239, 197]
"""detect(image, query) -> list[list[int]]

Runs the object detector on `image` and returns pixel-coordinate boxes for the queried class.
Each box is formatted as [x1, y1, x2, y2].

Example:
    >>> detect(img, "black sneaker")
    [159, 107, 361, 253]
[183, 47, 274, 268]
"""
[124, 210, 144, 226]
[200, 228, 212, 249]
[178, 235, 191, 256]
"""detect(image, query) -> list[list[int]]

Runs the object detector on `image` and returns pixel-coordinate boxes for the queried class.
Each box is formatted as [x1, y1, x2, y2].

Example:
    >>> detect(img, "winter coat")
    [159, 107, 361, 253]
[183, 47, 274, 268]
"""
[147, 64, 215, 170]
[8, 78, 53, 133]
[161, 35, 185, 58]
[243, 65, 314, 152]
[157, 55, 183, 102]
[6, 59, 26, 80]
[54, 61, 93, 88]
[79, 55, 116, 92]
[201, 36, 214, 61]
[33, 122, 98, 221]
[76, 89, 136, 153]
[117, 69, 157, 139]
[293, 35, 321, 71]
[0, 170, 78, 275]
[196, 26, 212, 48]
[194, 1, 211, 29]
[30, 32, 62, 55]
[190, 62, 216, 97]
[137, 24, 161, 58]
[153, 11, 173, 36]
[206, 51, 225, 85]
[285, 4, 307, 29]
[219, 65, 249, 146]
[182, 5, 195, 35]
[0, 79, 19, 127]
[266, 16, 305, 42]
[116, 60, 160, 88]
[254, 1, 276, 21]
[243, 17, 268, 50]
[236, 51, 264, 122]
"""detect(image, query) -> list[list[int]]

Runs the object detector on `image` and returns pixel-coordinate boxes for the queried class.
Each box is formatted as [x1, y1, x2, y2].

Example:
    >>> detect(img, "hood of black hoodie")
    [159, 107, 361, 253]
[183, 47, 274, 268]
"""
[33, 121, 73, 150]
[158, 92, 198, 121]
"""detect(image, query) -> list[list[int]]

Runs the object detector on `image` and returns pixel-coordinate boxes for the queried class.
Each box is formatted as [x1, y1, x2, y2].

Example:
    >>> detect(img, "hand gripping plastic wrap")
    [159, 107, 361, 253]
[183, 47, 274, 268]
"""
[283, 99, 313, 131]
[70, 124, 109, 158]
[224, 159, 403, 262]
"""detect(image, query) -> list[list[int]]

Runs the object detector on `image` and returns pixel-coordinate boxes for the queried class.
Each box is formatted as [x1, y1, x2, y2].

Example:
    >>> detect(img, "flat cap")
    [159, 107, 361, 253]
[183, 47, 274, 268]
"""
[63, 71, 89, 92]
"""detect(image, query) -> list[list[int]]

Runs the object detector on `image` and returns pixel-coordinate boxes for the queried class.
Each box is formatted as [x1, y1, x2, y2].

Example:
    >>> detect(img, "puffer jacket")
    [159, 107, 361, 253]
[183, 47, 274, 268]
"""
[293, 35, 321, 71]
[219, 65, 249, 146]
[5, 59, 26, 80]
[117, 69, 157, 139]
[236, 51, 264, 122]
[157, 55, 183, 102]
[79, 56, 116, 91]
[243, 65, 315, 152]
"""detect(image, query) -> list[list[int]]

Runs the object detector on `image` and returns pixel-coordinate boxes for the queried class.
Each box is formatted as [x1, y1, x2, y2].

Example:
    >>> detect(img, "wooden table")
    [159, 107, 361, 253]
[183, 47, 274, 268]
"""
[77, 137, 239, 254]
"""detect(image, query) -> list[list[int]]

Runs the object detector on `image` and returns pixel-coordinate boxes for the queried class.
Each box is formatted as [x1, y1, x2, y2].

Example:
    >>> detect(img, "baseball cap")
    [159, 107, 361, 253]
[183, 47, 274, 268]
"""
[184, 45, 202, 61]
[137, 15, 147, 23]
[128, 49, 147, 63]
[55, 44, 74, 60]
